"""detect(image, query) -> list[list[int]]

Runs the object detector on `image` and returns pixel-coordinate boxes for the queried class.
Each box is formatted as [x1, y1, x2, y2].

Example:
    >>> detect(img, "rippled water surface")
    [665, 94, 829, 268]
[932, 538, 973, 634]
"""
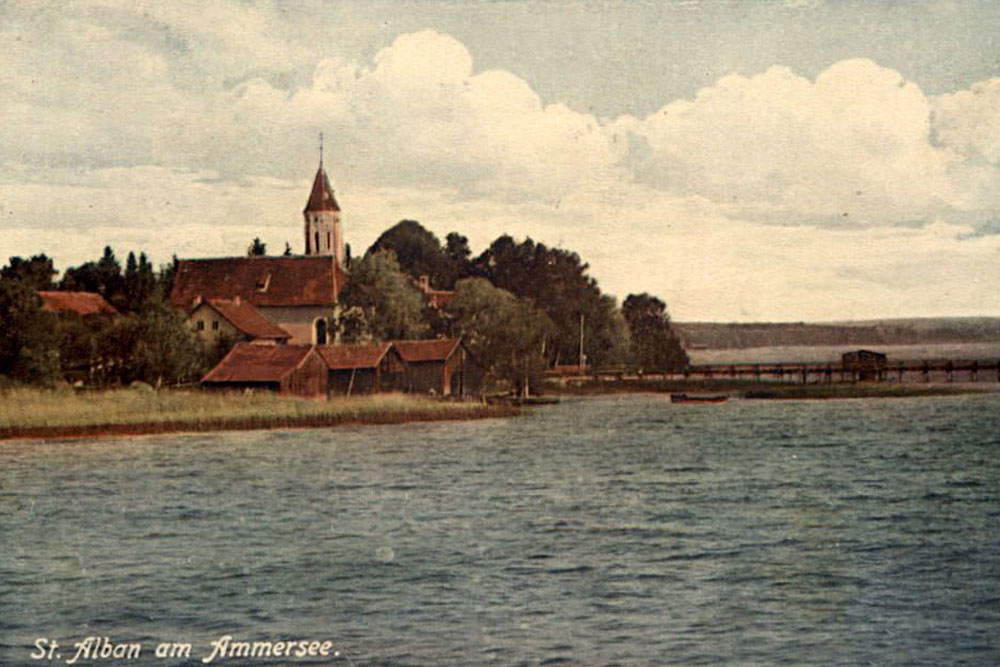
[2, 394, 1000, 665]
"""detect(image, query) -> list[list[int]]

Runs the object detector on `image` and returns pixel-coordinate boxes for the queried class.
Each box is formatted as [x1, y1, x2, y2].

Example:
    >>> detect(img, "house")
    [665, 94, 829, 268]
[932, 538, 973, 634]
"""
[317, 342, 405, 396]
[842, 349, 888, 382]
[170, 158, 347, 345]
[170, 255, 343, 345]
[393, 338, 484, 397]
[201, 343, 327, 397]
[37, 291, 117, 317]
[415, 275, 455, 309]
[187, 296, 290, 345]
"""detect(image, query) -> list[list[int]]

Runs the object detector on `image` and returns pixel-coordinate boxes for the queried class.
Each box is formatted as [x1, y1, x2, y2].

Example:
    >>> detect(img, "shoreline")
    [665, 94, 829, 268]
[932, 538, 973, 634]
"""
[0, 405, 518, 443]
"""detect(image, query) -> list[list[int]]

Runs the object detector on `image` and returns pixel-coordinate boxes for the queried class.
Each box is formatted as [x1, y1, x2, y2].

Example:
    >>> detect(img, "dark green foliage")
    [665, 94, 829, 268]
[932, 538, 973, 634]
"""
[446, 278, 554, 393]
[1, 254, 57, 290]
[247, 238, 267, 256]
[367, 220, 465, 289]
[0, 277, 60, 384]
[473, 236, 627, 368]
[622, 293, 689, 372]
[95, 297, 207, 386]
[336, 250, 427, 341]
[60, 245, 126, 308]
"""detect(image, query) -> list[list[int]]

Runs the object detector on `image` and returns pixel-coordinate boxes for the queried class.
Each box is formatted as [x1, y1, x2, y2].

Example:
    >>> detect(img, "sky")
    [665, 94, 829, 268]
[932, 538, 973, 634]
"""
[2, 0, 1000, 322]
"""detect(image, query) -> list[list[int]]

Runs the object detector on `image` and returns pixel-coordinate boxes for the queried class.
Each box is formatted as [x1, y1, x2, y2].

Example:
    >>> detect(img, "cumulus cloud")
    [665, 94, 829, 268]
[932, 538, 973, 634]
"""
[3, 4, 1000, 319]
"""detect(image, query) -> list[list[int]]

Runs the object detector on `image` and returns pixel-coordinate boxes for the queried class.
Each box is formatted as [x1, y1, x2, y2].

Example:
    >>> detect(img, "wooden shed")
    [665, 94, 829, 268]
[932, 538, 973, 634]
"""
[201, 344, 327, 397]
[393, 339, 485, 398]
[842, 349, 888, 382]
[317, 343, 405, 396]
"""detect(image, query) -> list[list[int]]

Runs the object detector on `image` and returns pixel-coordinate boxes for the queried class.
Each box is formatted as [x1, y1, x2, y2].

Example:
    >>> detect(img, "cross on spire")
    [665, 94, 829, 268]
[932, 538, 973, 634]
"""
[319, 132, 324, 166]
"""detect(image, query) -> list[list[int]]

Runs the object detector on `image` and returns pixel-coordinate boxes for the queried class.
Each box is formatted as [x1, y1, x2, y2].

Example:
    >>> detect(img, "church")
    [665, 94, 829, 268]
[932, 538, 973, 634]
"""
[169, 158, 347, 345]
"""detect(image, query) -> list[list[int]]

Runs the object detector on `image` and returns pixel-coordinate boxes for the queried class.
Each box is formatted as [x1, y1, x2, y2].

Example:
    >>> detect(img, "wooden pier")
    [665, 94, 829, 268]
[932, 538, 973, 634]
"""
[679, 359, 1000, 383]
[547, 358, 1000, 384]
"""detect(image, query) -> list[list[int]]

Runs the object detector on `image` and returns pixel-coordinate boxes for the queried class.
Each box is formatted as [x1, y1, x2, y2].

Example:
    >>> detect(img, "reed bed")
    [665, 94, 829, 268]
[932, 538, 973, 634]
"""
[0, 388, 515, 440]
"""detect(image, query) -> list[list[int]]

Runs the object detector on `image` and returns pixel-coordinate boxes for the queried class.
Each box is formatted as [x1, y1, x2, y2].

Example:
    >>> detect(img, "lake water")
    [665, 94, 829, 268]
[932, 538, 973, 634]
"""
[2, 394, 1000, 666]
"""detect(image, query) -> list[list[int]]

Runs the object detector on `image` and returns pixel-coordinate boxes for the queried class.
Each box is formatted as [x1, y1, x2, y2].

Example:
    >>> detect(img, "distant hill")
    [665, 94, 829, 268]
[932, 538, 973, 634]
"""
[673, 318, 1000, 350]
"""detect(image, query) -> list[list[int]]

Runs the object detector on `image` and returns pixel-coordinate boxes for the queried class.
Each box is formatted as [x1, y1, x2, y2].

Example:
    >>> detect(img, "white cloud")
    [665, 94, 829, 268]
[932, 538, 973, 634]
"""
[3, 5, 1000, 320]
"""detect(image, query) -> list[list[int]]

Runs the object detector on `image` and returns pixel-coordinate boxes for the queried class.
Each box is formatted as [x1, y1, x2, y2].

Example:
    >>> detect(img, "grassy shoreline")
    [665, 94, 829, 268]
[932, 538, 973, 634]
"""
[0, 389, 517, 442]
[542, 378, 997, 400]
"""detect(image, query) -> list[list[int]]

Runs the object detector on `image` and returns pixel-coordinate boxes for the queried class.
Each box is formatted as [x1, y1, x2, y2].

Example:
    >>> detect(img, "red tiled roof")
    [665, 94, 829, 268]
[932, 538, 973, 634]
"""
[203, 299, 290, 340]
[425, 289, 454, 308]
[316, 343, 393, 370]
[304, 166, 340, 212]
[37, 291, 118, 316]
[170, 256, 341, 309]
[393, 339, 461, 362]
[202, 344, 316, 383]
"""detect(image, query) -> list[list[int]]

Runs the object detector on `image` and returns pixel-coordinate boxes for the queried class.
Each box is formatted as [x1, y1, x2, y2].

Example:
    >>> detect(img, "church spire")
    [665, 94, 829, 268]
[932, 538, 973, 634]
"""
[303, 135, 344, 263]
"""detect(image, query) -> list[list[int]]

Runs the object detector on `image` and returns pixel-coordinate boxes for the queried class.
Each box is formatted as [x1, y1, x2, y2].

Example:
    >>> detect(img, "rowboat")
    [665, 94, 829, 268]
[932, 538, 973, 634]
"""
[670, 393, 728, 404]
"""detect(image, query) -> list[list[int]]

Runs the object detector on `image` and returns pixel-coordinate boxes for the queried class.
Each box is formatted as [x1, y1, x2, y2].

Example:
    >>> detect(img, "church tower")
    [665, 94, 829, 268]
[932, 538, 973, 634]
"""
[303, 138, 344, 266]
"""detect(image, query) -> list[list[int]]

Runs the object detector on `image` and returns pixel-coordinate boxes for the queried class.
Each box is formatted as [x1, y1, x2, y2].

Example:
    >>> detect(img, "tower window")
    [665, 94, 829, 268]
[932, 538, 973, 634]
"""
[315, 231, 320, 254]
[327, 232, 331, 249]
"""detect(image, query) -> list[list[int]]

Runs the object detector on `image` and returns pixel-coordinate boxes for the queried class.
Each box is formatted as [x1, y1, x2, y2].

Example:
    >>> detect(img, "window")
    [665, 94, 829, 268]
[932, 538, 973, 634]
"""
[315, 318, 328, 345]
[196, 321, 205, 331]
[212, 320, 220, 331]
[314, 232, 320, 254]
[327, 232, 331, 250]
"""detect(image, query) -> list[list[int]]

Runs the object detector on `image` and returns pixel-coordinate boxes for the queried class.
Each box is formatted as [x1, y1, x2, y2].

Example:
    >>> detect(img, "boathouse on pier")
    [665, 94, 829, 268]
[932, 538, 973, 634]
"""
[317, 342, 405, 396]
[201, 344, 327, 397]
[841, 349, 888, 382]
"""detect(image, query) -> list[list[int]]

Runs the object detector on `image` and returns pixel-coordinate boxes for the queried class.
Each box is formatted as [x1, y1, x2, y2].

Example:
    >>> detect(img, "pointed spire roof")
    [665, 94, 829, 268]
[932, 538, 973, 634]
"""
[304, 165, 340, 213]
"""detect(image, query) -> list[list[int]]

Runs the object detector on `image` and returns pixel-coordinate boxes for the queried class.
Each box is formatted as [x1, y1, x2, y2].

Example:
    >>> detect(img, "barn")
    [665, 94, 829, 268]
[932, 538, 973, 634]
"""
[393, 339, 485, 398]
[842, 349, 888, 382]
[317, 343, 405, 396]
[201, 344, 327, 397]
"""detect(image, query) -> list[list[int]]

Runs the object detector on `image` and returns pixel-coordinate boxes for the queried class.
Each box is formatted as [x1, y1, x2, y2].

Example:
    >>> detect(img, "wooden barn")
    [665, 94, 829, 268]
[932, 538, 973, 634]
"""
[393, 339, 485, 398]
[201, 344, 327, 397]
[842, 349, 888, 382]
[317, 343, 405, 396]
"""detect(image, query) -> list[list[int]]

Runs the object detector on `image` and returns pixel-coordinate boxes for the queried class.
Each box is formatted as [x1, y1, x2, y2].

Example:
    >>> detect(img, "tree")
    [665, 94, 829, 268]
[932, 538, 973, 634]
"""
[1, 254, 56, 290]
[473, 235, 624, 367]
[96, 296, 206, 386]
[446, 278, 554, 394]
[367, 220, 460, 288]
[622, 293, 689, 372]
[61, 246, 125, 309]
[247, 238, 267, 256]
[336, 250, 426, 341]
[0, 277, 60, 384]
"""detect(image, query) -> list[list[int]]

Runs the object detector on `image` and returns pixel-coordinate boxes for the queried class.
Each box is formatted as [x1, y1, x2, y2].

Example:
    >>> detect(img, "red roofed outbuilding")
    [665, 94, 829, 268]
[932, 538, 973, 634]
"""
[201, 343, 327, 397]
[393, 338, 484, 398]
[37, 291, 118, 317]
[317, 342, 405, 396]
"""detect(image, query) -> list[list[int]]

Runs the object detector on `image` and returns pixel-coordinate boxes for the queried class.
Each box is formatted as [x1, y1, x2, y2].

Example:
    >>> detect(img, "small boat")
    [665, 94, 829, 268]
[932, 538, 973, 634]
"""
[486, 394, 561, 406]
[670, 393, 728, 404]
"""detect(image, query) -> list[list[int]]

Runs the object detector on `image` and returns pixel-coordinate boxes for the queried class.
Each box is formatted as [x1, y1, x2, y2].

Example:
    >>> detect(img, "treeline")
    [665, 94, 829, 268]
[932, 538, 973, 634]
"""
[674, 319, 1000, 350]
[0, 249, 209, 387]
[337, 220, 688, 389]
[1, 223, 688, 390]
